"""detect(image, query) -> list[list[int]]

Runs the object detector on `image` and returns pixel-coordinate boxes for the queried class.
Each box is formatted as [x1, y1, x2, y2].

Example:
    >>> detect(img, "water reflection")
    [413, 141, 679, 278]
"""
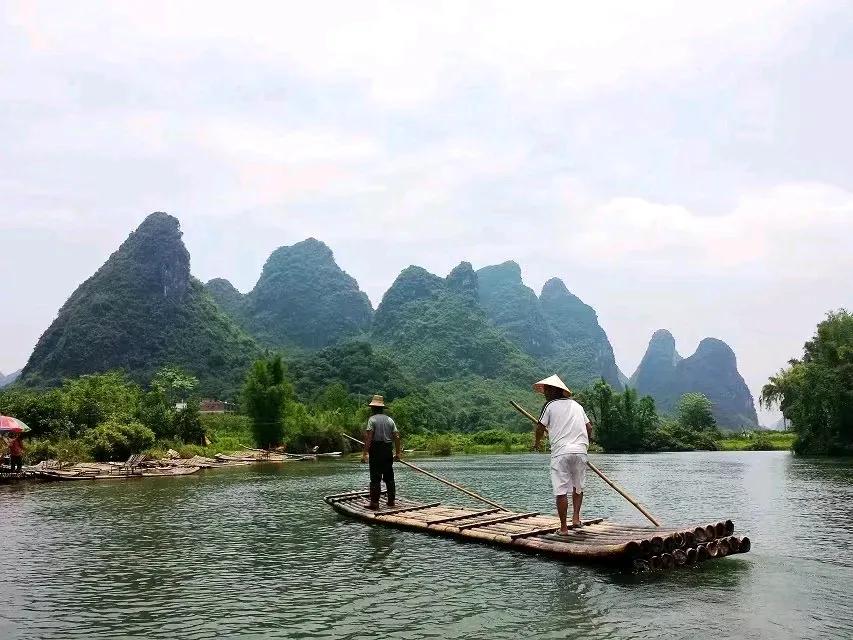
[364, 523, 396, 567]
[1, 453, 851, 640]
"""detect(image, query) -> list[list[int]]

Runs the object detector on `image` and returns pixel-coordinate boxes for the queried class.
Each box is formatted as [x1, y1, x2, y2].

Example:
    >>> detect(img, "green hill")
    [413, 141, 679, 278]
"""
[539, 277, 623, 389]
[476, 261, 555, 357]
[20, 213, 258, 397]
[476, 262, 622, 390]
[207, 238, 373, 351]
[371, 262, 539, 383]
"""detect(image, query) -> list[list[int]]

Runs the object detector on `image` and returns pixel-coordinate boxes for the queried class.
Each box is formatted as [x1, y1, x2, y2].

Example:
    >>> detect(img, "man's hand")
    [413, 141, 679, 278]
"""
[394, 453, 401, 462]
[361, 453, 368, 463]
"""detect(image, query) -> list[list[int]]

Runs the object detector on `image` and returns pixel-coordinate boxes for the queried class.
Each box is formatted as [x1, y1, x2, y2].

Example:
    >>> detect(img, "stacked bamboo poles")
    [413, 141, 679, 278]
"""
[325, 491, 750, 572]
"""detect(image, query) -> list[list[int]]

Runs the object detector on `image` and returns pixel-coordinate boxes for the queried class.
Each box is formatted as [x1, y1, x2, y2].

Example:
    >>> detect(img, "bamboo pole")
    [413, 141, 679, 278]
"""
[342, 433, 509, 511]
[510, 400, 662, 527]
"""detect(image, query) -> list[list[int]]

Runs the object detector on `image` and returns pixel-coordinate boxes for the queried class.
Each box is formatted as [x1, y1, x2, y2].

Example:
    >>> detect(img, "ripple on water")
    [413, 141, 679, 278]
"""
[0, 453, 851, 640]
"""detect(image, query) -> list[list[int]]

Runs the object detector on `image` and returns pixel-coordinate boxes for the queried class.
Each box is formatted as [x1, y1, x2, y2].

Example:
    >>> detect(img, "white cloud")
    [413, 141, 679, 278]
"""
[1, 0, 852, 428]
[5, 0, 817, 108]
[561, 183, 853, 277]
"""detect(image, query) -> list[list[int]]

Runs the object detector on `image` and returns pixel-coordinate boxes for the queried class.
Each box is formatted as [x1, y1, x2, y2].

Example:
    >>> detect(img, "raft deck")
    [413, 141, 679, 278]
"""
[325, 490, 750, 571]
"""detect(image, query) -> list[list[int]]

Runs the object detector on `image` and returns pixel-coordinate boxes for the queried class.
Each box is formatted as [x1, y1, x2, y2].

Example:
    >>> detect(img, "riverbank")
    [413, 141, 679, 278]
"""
[16, 416, 797, 468]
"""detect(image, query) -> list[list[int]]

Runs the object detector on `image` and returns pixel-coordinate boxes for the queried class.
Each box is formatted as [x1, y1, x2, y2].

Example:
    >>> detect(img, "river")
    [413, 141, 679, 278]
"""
[1, 451, 850, 639]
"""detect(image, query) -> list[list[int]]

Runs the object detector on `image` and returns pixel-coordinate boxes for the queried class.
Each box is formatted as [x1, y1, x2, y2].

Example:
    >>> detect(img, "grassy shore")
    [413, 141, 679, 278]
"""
[718, 430, 796, 451]
[21, 414, 796, 465]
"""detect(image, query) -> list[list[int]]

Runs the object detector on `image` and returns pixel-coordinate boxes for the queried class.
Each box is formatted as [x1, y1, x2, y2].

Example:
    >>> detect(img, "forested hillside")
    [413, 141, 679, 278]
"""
[20, 213, 258, 397]
[16, 212, 759, 430]
[371, 262, 539, 383]
[207, 238, 373, 350]
[476, 262, 623, 389]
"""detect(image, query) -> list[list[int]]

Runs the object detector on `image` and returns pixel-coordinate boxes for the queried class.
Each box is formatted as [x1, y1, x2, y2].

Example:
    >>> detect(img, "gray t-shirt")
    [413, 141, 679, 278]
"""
[367, 414, 398, 443]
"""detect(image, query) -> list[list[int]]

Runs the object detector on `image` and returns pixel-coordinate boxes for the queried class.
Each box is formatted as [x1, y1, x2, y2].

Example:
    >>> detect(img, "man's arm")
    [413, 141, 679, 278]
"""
[361, 429, 373, 462]
[586, 422, 593, 442]
[393, 431, 402, 461]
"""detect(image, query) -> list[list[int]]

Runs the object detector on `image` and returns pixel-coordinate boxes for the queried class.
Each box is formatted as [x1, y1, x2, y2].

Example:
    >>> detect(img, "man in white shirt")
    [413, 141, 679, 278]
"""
[533, 374, 593, 533]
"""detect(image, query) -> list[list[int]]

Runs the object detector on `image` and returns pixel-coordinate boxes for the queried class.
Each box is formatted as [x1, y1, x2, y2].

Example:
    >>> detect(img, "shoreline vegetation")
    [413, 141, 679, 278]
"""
[5, 306, 850, 468]
[1, 369, 796, 468]
[13, 423, 798, 466]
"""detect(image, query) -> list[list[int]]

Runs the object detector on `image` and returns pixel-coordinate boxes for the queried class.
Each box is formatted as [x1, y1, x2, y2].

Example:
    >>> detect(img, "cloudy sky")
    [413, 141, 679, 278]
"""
[2, 1, 852, 422]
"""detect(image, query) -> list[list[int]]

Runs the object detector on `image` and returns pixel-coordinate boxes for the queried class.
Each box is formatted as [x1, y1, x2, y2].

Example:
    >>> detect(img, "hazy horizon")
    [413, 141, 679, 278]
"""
[3, 1, 853, 424]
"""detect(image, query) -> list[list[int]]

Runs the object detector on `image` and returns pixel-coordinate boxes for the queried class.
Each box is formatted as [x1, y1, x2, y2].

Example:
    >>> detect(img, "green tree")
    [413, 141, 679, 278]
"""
[60, 372, 141, 435]
[242, 355, 293, 448]
[85, 420, 156, 461]
[150, 366, 199, 406]
[174, 398, 205, 444]
[761, 309, 853, 455]
[677, 393, 717, 433]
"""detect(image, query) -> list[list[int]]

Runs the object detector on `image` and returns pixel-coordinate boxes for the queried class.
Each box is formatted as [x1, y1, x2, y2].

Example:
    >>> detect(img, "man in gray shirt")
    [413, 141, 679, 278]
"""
[361, 394, 402, 509]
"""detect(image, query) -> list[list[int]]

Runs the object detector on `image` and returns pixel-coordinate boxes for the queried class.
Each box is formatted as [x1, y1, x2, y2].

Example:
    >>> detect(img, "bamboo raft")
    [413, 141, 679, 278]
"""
[325, 491, 751, 572]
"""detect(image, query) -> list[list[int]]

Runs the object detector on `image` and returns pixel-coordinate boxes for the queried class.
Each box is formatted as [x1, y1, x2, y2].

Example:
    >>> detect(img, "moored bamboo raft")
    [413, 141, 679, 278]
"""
[325, 491, 750, 571]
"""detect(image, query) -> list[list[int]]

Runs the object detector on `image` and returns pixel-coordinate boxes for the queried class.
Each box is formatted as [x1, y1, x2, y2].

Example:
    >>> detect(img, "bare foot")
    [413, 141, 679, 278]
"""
[571, 520, 582, 527]
[557, 528, 570, 536]
[387, 502, 396, 507]
[368, 503, 379, 510]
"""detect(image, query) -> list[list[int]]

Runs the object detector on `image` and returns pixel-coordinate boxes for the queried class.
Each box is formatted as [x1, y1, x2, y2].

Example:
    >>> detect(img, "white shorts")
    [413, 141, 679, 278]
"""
[550, 453, 587, 496]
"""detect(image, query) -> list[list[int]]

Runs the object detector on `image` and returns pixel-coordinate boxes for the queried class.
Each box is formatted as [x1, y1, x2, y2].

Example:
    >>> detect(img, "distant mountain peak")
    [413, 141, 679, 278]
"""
[630, 331, 756, 428]
[650, 328, 676, 343]
[0, 369, 22, 388]
[228, 238, 373, 350]
[20, 213, 257, 393]
[695, 337, 736, 360]
[480, 260, 522, 281]
[541, 277, 571, 297]
[446, 261, 478, 300]
[269, 237, 333, 261]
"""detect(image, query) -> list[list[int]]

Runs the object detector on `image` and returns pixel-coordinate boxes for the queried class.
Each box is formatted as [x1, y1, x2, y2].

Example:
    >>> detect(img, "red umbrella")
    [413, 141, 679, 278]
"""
[0, 416, 31, 433]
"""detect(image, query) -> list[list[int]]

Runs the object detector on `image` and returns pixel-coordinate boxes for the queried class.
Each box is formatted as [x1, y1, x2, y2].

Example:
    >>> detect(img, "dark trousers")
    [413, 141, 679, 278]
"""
[10, 456, 23, 473]
[369, 441, 395, 505]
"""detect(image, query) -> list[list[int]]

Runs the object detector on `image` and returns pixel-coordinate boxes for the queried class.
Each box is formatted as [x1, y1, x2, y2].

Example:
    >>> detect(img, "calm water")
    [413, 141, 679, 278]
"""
[1, 452, 851, 640]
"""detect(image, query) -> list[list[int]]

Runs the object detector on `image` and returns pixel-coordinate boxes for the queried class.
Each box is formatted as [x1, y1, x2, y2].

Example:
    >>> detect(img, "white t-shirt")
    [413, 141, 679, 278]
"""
[539, 398, 590, 456]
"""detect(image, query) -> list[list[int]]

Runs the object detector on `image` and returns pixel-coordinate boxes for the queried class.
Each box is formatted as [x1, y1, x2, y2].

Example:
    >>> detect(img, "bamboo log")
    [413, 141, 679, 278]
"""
[696, 544, 709, 561]
[661, 553, 675, 569]
[682, 530, 695, 548]
[725, 519, 735, 536]
[725, 536, 739, 553]
[624, 541, 642, 558]
[343, 433, 509, 510]
[649, 555, 662, 570]
[717, 538, 730, 557]
[704, 524, 716, 541]
[706, 540, 719, 558]
[715, 522, 727, 538]
[457, 512, 539, 531]
[737, 536, 751, 553]
[632, 558, 650, 573]
[510, 400, 661, 526]
[693, 526, 708, 543]
[685, 547, 698, 564]
[650, 536, 664, 555]
[426, 508, 501, 525]
[374, 502, 442, 516]
[672, 549, 687, 566]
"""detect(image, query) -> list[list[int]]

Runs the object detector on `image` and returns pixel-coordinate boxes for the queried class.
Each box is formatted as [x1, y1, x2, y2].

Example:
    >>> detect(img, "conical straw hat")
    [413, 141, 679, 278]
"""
[368, 394, 386, 407]
[533, 374, 572, 397]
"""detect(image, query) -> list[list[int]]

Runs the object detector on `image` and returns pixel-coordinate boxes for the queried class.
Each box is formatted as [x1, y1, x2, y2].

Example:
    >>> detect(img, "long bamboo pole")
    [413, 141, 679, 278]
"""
[342, 433, 509, 511]
[510, 400, 661, 527]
